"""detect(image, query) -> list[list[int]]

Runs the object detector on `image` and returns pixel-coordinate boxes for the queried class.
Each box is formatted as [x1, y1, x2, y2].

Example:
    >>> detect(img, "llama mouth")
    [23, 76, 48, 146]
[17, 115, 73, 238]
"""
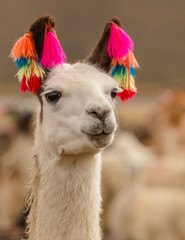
[85, 131, 113, 148]
[88, 132, 110, 138]
[81, 129, 111, 138]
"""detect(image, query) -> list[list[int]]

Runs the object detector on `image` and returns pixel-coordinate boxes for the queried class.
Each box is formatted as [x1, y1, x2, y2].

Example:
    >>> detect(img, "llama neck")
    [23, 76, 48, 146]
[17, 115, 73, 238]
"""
[29, 150, 102, 240]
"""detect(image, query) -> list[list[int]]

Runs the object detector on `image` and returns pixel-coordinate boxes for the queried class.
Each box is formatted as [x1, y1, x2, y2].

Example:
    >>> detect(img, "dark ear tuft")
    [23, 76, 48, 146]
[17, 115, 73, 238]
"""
[29, 15, 55, 59]
[110, 17, 122, 27]
[88, 17, 122, 72]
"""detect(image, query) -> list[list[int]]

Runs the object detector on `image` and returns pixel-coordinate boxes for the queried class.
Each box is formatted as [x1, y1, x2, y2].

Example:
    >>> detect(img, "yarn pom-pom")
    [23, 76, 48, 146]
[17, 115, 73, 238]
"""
[10, 32, 37, 60]
[108, 22, 134, 61]
[117, 88, 136, 102]
[40, 31, 67, 68]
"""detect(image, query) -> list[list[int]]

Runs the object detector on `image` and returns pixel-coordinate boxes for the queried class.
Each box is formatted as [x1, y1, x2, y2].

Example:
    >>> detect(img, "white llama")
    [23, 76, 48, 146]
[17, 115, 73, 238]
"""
[10, 15, 137, 240]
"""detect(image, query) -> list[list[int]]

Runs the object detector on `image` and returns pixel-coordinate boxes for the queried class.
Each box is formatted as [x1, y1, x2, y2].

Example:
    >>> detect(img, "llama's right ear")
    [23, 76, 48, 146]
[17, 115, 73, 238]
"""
[88, 18, 139, 102]
[10, 15, 67, 94]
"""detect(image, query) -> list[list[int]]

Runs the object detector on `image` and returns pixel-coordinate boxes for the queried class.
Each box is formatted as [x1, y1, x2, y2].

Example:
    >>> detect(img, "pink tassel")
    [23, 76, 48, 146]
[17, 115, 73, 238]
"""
[40, 31, 67, 68]
[108, 23, 134, 60]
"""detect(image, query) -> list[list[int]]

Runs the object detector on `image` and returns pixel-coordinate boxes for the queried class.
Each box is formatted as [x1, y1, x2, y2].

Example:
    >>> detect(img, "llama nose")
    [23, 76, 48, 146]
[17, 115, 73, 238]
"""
[87, 105, 110, 121]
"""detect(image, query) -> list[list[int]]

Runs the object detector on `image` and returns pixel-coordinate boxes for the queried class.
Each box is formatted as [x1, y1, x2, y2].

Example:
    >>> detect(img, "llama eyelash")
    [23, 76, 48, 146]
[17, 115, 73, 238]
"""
[40, 89, 54, 96]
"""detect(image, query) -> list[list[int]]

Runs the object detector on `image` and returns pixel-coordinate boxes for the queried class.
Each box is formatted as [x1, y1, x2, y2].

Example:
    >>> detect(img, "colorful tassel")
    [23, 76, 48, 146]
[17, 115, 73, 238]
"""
[112, 64, 137, 101]
[10, 32, 45, 94]
[108, 23, 134, 61]
[16, 59, 45, 82]
[108, 22, 139, 102]
[16, 59, 44, 93]
[40, 31, 67, 68]
[10, 18, 67, 94]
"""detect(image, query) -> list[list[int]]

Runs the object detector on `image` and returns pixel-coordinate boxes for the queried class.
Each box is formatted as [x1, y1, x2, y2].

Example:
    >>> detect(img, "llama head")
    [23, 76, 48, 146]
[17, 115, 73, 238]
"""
[10, 15, 138, 155]
[37, 63, 118, 155]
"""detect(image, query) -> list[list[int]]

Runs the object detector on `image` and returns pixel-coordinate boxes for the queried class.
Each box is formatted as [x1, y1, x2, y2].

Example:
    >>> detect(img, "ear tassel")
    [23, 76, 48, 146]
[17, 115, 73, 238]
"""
[16, 59, 45, 82]
[10, 31, 45, 94]
[108, 22, 134, 60]
[112, 64, 137, 100]
[16, 59, 45, 93]
[10, 18, 67, 94]
[40, 26, 67, 68]
[108, 22, 139, 102]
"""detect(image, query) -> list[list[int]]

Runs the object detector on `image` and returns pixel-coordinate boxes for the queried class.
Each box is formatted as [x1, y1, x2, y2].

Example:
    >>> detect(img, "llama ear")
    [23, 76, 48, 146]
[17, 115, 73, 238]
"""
[10, 15, 67, 94]
[88, 18, 139, 102]
[88, 18, 121, 73]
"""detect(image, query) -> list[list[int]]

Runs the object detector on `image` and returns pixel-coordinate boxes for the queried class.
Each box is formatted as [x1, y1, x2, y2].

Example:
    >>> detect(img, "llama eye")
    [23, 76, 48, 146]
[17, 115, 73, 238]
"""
[46, 91, 61, 104]
[110, 88, 118, 98]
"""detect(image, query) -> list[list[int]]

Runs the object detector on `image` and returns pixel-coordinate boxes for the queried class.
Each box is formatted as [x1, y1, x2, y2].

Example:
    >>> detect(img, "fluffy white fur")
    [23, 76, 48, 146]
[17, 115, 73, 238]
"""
[27, 63, 118, 240]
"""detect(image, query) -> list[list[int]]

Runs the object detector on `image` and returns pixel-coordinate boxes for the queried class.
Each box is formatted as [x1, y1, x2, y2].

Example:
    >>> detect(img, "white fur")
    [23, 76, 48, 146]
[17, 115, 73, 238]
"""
[28, 63, 118, 240]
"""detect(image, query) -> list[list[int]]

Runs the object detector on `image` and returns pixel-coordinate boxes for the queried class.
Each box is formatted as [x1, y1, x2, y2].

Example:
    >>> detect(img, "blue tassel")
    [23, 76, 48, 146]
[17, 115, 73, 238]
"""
[130, 66, 135, 77]
[15, 57, 29, 69]
[112, 64, 126, 77]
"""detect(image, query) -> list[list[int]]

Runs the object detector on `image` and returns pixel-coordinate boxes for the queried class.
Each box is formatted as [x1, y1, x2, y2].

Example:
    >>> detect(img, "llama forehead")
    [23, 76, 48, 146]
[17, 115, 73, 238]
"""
[44, 63, 118, 93]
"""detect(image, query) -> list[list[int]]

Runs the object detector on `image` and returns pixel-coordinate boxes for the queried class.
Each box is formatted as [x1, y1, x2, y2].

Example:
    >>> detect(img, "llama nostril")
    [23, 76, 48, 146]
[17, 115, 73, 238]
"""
[102, 109, 110, 119]
[87, 108, 110, 121]
[90, 111, 98, 118]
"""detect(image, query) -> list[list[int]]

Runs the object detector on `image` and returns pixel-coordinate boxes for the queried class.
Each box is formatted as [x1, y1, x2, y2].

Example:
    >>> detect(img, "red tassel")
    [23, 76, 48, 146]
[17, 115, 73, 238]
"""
[20, 75, 28, 93]
[27, 75, 41, 93]
[117, 88, 136, 102]
[20, 74, 40, 93]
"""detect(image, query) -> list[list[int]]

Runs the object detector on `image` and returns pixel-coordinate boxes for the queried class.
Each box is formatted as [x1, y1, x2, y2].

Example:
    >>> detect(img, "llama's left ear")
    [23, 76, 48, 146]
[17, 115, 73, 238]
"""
[88, 18, 139, 102]
[10, 15, 67, 94]
[88, 18, 121, 73]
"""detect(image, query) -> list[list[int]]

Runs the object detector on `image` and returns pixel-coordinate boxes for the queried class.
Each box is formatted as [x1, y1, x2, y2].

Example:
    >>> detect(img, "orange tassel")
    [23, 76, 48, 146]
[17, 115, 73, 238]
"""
[111, 51, 139, 69]
[10, 32, 38, 60]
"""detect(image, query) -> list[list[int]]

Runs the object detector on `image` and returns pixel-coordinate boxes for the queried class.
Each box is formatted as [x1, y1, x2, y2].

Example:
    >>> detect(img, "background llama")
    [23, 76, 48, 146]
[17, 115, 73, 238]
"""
[0, 0, 185, 240]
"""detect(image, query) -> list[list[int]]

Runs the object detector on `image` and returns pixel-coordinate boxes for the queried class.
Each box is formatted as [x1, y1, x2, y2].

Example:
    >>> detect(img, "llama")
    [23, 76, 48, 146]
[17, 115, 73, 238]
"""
[101, 132, 155, 233]
[107, 187, 185, 240]
[10, 15, 138, 240]
[0, 109, 33, 230]
[0, 131, 32, 230]
[149, 89, 185, 156]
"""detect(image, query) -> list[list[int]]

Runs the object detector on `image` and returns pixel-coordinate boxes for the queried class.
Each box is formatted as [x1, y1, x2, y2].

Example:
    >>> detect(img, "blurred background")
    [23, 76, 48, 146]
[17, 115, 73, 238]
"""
[0, 0, 185, 239]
